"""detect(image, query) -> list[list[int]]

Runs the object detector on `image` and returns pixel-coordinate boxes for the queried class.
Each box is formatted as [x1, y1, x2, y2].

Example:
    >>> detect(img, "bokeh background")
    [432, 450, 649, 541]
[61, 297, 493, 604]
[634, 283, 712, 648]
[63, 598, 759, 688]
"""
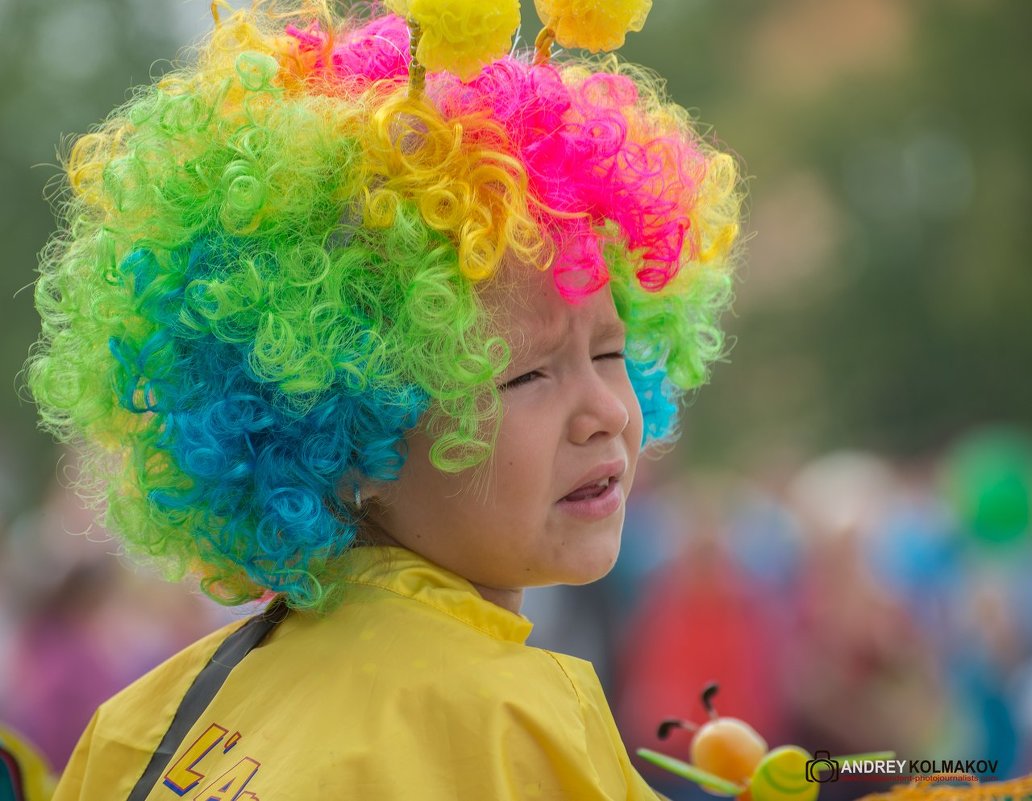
[1, 0, 1030, 797]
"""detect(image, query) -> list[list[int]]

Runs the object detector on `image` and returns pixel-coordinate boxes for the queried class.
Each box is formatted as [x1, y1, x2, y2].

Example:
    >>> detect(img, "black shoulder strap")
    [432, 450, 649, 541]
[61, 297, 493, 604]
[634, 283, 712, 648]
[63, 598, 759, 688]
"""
[126, 597, 289, 801]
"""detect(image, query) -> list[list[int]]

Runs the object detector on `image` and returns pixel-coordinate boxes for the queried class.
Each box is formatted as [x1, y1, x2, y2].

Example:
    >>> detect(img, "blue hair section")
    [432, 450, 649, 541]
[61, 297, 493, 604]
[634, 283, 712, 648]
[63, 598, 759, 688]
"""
[626, 356, 679, 446]
[107, 236, 428, 606]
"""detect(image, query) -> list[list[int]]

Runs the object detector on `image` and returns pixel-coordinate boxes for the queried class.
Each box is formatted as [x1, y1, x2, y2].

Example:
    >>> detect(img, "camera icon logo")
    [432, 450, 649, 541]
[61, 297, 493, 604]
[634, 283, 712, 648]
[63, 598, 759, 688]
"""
[805, 751, 840, 783]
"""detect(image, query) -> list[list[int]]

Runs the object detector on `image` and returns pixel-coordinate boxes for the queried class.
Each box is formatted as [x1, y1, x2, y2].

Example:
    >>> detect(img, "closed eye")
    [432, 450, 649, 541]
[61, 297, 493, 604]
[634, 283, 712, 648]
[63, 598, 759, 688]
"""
[498, 352, 624, 391]
[497, 370, 542, 391]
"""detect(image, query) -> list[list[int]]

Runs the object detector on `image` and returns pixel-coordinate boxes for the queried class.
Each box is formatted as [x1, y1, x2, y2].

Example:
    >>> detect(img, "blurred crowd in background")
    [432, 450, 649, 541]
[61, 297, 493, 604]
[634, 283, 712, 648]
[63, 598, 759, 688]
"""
[532, 426, 1032, 798]
[2, 425, 1031, 798]
[1, 0, 1029, 796]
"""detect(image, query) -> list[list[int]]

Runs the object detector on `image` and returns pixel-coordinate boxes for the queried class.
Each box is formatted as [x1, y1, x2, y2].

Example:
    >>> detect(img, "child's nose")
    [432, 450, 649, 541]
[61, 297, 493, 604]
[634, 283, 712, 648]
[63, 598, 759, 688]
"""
[567, 371, 631, 446]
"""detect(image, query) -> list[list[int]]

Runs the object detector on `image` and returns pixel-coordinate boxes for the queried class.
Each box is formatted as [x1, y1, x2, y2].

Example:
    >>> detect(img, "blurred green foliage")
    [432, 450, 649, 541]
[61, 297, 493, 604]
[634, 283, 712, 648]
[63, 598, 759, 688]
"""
[2, 0, 1029, 513]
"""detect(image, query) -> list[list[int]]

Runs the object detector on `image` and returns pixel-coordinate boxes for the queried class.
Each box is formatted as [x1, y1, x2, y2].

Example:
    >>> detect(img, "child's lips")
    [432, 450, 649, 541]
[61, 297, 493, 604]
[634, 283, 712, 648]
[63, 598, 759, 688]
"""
[556, 476, 623, 520]
[560, 459, 626, 500]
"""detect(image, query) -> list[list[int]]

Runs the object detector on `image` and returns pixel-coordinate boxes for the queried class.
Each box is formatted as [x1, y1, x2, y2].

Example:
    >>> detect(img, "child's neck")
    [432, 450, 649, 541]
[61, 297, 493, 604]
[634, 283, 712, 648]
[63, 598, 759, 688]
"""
[469, 583, 524, 615]
[355, 521, 526, 615]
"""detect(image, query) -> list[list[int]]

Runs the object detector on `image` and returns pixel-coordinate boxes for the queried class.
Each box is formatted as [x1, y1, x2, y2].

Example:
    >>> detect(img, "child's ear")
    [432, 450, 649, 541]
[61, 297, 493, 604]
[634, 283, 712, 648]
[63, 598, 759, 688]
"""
[336, 475, 392, 510]
[357, 478, 391, 508]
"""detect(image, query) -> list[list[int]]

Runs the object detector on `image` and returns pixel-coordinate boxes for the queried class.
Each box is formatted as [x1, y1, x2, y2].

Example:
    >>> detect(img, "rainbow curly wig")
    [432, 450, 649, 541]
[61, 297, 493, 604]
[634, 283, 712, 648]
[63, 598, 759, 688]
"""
[26, 1, 743, 609]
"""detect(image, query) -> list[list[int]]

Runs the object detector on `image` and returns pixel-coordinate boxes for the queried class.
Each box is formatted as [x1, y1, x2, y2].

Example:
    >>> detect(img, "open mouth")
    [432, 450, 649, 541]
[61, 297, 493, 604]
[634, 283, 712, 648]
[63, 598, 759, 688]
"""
[561, 477, 614, 502]
[556, 459, 626, 520]
[557, 474, 622, 520]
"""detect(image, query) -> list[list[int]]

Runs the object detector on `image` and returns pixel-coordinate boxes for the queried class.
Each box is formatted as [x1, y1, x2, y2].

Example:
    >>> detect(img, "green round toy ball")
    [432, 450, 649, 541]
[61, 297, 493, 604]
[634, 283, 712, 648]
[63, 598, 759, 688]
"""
[942, 426, 1032, 549]
[749, 745, 818, 801]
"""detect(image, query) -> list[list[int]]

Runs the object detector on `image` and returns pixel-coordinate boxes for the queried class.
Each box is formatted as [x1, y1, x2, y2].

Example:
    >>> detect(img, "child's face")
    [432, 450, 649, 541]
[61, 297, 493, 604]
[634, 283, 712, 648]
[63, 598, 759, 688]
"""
[367, 263, 644, 610]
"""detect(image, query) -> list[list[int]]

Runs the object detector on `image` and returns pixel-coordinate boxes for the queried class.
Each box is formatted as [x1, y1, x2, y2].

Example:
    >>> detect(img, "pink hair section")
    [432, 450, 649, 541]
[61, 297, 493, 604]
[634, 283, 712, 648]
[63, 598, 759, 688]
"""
[286, 14, 710, 301]
[285, 15, 410, 86]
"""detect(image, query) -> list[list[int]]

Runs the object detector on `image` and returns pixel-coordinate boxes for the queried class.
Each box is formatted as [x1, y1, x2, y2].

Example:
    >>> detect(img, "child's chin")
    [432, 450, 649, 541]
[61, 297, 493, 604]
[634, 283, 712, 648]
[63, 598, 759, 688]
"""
[559, 539, 622, 586]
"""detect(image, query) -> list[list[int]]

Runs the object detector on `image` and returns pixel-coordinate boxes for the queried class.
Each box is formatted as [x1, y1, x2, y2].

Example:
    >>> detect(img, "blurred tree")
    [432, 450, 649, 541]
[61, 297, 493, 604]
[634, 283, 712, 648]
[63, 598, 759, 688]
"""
[1, 0, 196, 513]
[676, 0, 1032, 465]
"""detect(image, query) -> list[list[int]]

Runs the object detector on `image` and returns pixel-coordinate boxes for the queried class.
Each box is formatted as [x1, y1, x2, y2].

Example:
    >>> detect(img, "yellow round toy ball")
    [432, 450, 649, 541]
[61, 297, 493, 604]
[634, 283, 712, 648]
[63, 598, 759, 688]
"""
[749, 746, 818, 801]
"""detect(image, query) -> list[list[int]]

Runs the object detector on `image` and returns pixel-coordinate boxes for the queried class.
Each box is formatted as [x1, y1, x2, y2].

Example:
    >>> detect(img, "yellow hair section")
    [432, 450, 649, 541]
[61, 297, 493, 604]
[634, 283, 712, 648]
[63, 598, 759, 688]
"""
[360, 92, 545, 281]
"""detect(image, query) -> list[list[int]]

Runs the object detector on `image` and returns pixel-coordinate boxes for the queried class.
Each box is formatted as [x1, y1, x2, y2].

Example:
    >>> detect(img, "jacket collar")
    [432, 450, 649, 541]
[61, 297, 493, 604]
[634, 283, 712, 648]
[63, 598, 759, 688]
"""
[339, 545, 535, 644]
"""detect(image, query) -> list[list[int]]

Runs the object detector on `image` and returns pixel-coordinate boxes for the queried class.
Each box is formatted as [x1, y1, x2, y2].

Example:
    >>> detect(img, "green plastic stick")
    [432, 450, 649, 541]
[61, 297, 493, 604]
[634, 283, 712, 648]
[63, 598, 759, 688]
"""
[636, 749, 746, 796]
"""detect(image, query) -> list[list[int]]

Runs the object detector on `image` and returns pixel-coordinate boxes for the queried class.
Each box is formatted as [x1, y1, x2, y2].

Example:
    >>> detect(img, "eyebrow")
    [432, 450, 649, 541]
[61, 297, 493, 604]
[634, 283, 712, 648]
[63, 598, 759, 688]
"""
[594, 318, 628, 344]
[515, 317, 627, 363]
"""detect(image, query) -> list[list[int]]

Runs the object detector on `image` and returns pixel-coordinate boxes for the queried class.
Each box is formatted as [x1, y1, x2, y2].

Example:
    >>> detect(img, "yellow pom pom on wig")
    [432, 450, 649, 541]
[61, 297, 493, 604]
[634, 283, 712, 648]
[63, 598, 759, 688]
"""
[534, 0, 652, 53]
[386, 0, 521, 81]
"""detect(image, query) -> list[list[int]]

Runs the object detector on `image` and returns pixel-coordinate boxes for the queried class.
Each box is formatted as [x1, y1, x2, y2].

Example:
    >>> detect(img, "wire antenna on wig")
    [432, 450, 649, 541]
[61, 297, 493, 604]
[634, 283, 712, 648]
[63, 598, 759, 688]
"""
[533, 26, 556, 66]
[407, 18, 427, 100]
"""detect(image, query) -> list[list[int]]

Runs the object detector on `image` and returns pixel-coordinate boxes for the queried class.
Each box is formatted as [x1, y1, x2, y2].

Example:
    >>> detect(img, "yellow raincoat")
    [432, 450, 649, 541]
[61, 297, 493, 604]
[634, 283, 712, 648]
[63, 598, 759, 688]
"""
[54, 546, 664, 800]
